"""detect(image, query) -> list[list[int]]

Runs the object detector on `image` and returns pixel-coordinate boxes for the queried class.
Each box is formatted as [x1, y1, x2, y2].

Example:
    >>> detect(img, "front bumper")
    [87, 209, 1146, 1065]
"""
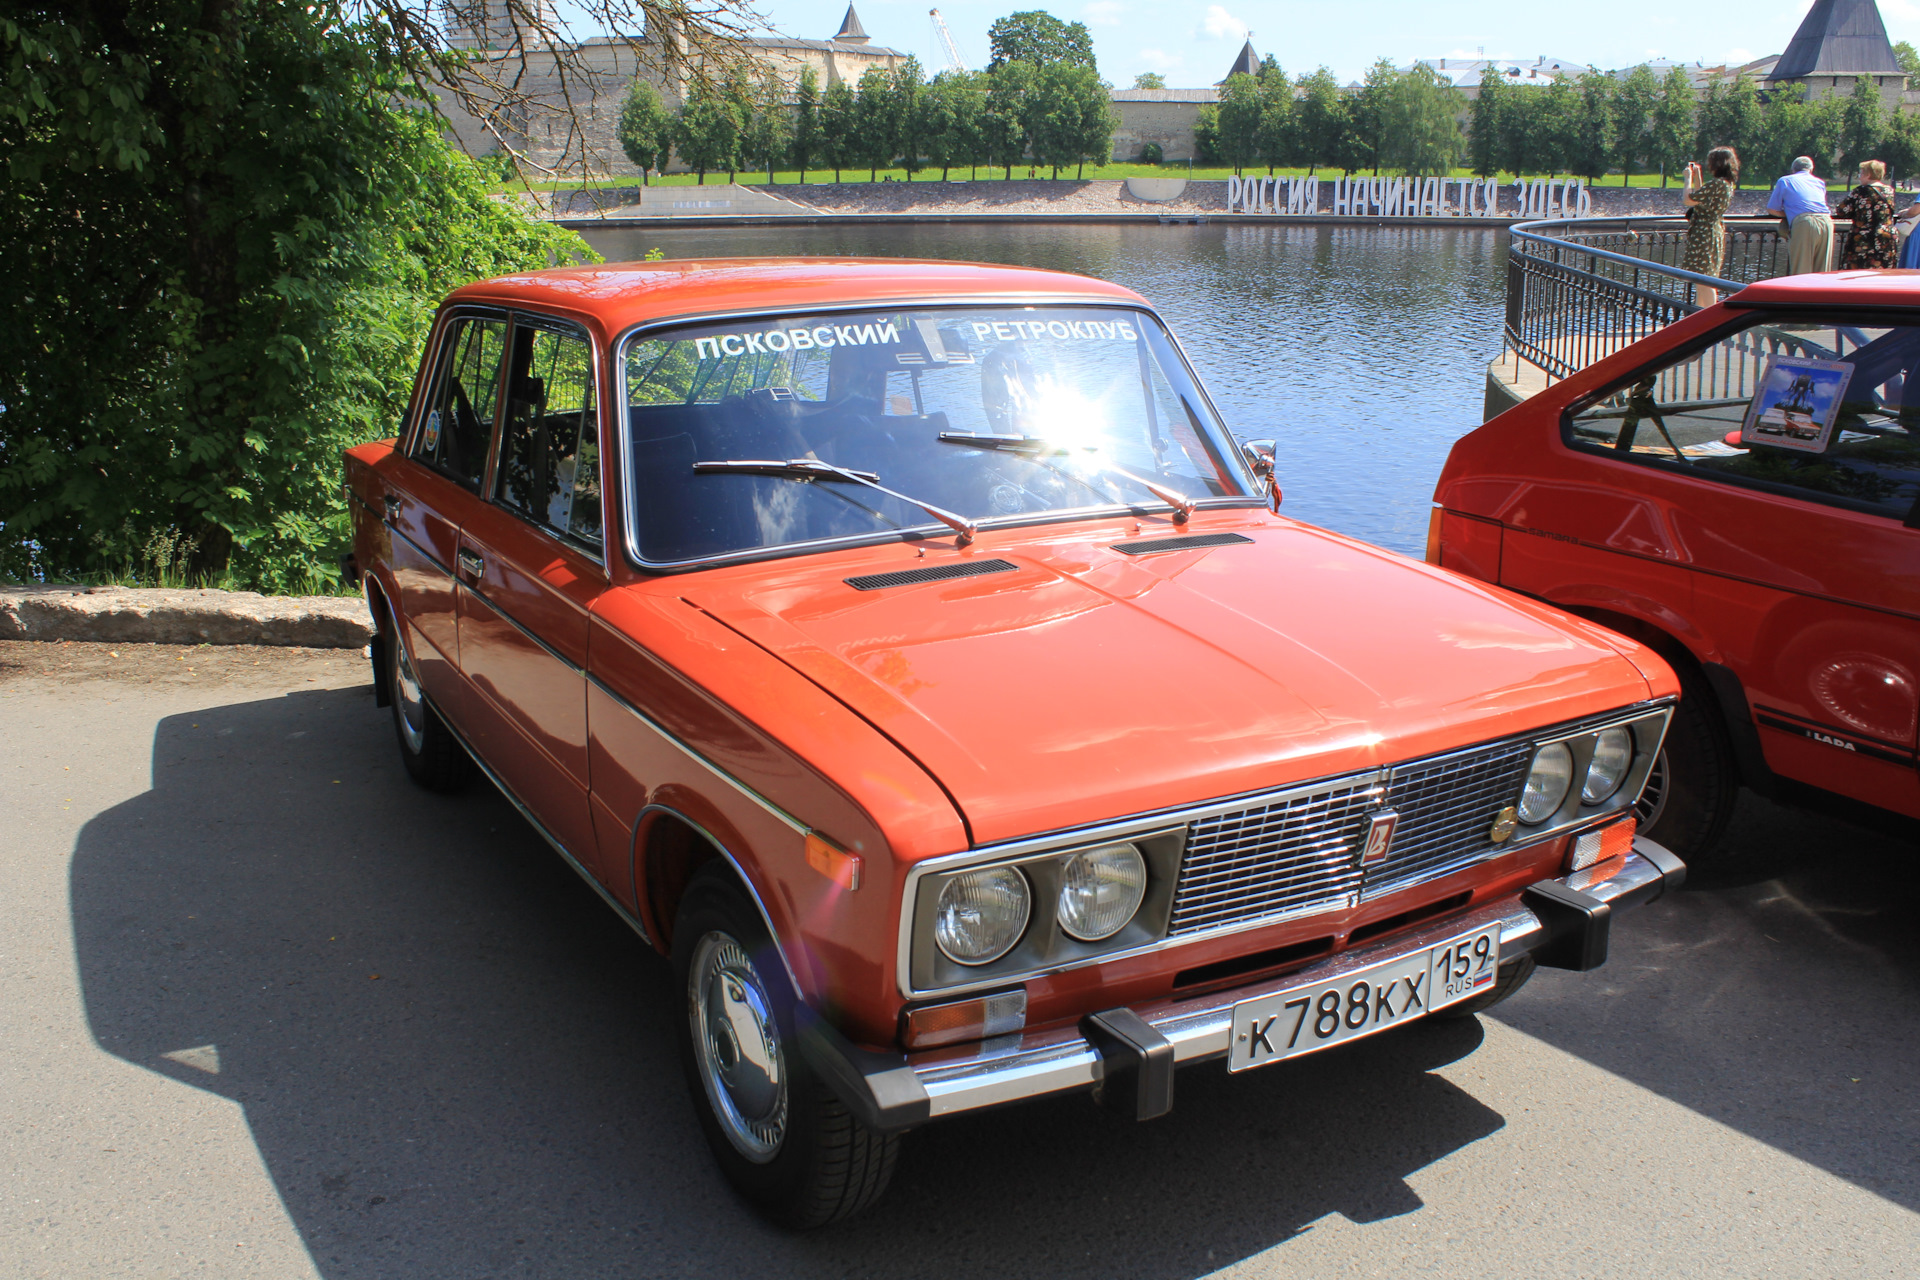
[799, 838, 1685, 1133]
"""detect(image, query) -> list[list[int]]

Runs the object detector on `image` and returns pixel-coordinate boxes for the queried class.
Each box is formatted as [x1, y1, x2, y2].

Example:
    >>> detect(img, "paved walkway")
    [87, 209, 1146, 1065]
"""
[3, 642, 1916, 1278]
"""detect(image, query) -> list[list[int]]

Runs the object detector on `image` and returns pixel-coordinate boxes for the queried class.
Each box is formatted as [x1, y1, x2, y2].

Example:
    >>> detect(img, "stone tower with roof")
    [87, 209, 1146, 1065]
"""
[1763, 0, 1906, 105]
[1217, 39, 1260, 84]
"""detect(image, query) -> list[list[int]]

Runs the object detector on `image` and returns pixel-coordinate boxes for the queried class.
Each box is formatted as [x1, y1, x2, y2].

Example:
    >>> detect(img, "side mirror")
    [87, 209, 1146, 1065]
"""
[1239, 439, 1281, 510]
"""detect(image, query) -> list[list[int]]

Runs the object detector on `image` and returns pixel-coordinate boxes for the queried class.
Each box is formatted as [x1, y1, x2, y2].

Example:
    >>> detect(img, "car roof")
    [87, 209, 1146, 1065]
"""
[1729, 269, 1920, 308]
[443, 258, 1148, 335]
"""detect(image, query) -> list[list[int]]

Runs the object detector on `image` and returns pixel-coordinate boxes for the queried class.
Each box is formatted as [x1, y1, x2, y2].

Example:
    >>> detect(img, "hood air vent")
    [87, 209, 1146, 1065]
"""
[845, 559, 1019, 591]
[1111, 532, 1253, 556]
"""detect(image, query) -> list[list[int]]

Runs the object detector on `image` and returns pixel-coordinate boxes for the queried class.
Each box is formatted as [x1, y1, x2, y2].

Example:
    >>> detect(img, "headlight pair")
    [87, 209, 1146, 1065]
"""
[1515, 719, 1660, 832]
[934, 843, 1147, 965]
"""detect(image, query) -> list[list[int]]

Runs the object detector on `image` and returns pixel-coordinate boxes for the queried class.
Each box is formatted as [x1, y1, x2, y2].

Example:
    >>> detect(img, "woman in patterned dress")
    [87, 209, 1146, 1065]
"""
[1681, 146, 1737, 306]
[1836, 160, 1898, 269]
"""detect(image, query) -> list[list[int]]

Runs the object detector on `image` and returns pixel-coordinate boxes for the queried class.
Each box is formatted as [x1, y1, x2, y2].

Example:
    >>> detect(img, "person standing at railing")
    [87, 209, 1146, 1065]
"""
[1895, 189, 1920, 268]
[1767, 156, 1834, 275]
[1835, 160, 1898, 269]
[1681, 147, 1738, 305]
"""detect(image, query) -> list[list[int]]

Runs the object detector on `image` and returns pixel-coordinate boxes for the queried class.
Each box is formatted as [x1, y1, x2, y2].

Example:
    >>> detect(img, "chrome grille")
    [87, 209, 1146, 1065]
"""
[1167, 739, 1534, 937]
[1168, 777, 1381, 936]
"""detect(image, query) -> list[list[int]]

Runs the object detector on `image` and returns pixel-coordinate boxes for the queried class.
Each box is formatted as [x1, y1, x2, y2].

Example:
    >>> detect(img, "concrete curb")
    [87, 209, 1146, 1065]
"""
[0, 585, 374, 649]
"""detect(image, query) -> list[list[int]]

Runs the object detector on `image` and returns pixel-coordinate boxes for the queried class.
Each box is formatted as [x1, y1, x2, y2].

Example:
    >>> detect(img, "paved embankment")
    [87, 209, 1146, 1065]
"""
[2, 643, 1916, 1277]
[0, 584, 372, 649]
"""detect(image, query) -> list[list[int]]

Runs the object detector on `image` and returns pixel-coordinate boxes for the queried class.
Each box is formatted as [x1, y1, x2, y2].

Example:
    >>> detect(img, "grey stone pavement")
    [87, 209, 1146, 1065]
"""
[2, 642, 1917, 1279]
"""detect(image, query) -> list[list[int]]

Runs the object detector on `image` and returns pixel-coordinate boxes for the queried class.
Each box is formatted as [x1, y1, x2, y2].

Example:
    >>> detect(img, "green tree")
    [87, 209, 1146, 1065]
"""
[791, 66, 824, 181]
[617, 79, 675, 183]
[1194, 104, 1222, 164]
[1570, 70, 1617, 181]
[1613, 64, 1658, 184]
[983, 60, 1034, 177]
[1132, 72, 1166, 90]
[675, 81, 742, 183]
[892, 57, 928, 179]
[739, 72, 791, 184]
[1381, 63, 1463, 174]
[1071, 64, 1117, 176]
[1894, 40, 1920, 81]
[1348, 58, 1397, 175]
[1214, 72, 1264, 175]
[1882, 106, 1920, 180]
[854, 64, 899, 180]
[0, 1, 591, 589]
[1255, 64, 1293, 174]
[820, 76, 858, 180]
[1531, 75, 1579, 177]
[1841, 74, 1886, 173]
[987, 11, 1096, 73]
[1695, 73, 1759, 178]
[1293, 66, 1345, 174]
[1469, 65, 1508, 177]
[1650, 64, 1696, 184]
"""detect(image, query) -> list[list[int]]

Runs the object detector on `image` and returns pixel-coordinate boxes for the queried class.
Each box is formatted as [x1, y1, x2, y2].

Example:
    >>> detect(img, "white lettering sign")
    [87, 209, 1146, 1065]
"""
[1225, 176, 1584, 219]
[694, 321, 902, 360]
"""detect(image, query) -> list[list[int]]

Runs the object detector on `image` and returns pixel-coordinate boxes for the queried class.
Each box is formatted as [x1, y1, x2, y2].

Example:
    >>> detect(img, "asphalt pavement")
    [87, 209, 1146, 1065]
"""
[2, 641, 1916, 1279]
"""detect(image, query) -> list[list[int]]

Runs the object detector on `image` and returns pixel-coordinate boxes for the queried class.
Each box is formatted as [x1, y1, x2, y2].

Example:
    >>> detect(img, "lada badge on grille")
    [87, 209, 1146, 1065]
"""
[1489, 805, 1519, 843]
[1360, 809, 1399, 866]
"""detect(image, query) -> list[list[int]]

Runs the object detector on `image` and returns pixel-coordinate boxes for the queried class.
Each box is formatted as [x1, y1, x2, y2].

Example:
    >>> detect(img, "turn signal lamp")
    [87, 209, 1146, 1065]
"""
[1425, 505, 1445, 564]
[805, 833, 862, 890]
[903, 990, 1029, 1050]
[1568, 817, 1635, 872]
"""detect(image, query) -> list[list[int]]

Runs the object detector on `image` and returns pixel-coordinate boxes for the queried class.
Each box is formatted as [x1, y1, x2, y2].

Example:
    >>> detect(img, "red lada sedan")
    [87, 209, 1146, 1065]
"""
[345, 259, 1684, 1226]
[1433, 272, 1920, 861]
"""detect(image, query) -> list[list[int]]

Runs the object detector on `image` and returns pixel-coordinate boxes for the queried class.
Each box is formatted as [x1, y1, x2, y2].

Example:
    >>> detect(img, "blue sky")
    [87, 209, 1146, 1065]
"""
[753, 1, 1916, 87]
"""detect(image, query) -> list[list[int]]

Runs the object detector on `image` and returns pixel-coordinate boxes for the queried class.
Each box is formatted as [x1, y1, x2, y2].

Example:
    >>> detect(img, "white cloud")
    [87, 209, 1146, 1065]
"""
[1197, 5, 1247, 41]
[1137, 47, 1183, 71]
[1725, 46, 1755, 63]
[1083, 1, 1125, 27]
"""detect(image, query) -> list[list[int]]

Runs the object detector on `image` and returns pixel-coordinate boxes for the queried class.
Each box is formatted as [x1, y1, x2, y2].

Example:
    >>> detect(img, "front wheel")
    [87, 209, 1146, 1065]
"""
[672, 866, 898, 1229]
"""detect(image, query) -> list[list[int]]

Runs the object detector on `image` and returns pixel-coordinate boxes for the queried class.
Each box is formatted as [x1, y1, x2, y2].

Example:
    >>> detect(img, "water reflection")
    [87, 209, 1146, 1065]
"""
[579, 222, 1509, 556]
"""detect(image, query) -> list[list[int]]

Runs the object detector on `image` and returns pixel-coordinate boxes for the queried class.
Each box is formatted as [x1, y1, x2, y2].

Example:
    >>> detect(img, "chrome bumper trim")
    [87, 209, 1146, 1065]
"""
[911, 840, 1681, 1120]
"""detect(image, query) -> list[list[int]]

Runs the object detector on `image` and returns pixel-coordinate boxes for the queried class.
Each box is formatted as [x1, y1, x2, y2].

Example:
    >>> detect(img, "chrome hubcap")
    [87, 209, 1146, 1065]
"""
[688, 931, 788, 1163]
[1635, 747, 1669, 831]
[392, 638, 428, 754]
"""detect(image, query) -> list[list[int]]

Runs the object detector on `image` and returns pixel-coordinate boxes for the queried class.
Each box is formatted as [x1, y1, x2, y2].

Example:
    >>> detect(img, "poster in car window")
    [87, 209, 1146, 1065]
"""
[1740, 355, 1855, 453]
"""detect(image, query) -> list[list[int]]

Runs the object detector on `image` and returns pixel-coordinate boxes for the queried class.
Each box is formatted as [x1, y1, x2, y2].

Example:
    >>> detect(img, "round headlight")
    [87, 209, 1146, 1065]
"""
[1582, 727, 1635, 804]
[1517, 742, 1574, 824]
[934, 867, 1031, 965]
[1057, 843, 1148, 942]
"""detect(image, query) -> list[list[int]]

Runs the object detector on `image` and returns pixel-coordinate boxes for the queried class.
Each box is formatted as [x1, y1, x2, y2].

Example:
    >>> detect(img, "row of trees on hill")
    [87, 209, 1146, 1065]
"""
[1203, 56, 1920, 184]
[618, 14, 1114, 182]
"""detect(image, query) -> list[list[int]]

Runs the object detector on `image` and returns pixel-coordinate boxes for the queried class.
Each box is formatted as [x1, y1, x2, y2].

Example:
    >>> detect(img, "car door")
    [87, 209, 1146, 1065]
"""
[383, 309, 509, 723]
[1542, 312, 1920, 816]
[454, 313, 607, 866]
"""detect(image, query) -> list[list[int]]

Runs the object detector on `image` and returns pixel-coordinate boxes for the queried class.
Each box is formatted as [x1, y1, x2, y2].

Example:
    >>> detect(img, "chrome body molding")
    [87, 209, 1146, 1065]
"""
[894, 699, 1677, 999]
[460, 581, 586, 677]
[585, 671, 810, 838]
[908, 841, 1681, 1119]
[385, 517, 452, 577]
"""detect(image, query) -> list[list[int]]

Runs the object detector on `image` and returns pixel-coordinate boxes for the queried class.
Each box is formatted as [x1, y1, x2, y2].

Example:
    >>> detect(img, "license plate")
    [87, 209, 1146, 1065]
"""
[1226, 924, 1501, 1072]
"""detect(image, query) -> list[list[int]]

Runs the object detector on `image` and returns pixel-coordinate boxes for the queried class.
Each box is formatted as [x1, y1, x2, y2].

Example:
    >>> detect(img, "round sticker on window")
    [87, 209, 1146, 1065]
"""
[422, 409, 442, 452]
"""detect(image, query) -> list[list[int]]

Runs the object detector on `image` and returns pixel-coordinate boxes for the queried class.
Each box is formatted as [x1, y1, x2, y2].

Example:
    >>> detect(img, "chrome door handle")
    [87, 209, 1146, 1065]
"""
[382, 492, 400, 518]
[457, 549, 484, 578]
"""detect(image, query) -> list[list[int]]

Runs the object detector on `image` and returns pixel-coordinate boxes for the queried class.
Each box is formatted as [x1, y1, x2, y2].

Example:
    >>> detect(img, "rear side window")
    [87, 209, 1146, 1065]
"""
[496, 323, 602, 551]
[415, 316, 507, 490]
[1566, 316, 1920, 522]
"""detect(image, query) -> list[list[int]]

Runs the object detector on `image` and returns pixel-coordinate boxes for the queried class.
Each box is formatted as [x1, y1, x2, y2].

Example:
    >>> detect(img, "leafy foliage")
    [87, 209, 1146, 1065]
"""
[618, 78, 675, 182]
[987, 11, 1095, 73]
[0, 1, 592, 591]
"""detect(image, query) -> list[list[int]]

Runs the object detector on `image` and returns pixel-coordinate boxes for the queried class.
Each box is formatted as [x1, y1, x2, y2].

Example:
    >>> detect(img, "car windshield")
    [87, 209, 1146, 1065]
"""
[620, 305, 1253, 564]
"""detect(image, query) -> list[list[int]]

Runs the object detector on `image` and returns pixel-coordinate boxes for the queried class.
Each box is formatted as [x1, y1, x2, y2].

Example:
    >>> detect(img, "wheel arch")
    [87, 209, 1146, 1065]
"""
[632, 803, 806, 995]
[362, 572, 396, 708]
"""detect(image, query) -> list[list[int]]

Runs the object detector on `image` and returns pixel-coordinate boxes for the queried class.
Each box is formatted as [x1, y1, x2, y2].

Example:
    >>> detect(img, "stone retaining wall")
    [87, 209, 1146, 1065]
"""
[0, 585, 374, 649]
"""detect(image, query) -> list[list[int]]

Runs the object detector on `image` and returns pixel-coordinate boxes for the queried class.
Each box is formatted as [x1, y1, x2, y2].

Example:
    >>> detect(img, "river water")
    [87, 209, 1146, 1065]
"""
[578, 223, 1508, 556]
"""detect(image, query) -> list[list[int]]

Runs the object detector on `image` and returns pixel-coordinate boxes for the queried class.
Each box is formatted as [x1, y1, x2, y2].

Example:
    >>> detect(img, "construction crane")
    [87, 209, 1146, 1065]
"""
[929, 9, 966, 74]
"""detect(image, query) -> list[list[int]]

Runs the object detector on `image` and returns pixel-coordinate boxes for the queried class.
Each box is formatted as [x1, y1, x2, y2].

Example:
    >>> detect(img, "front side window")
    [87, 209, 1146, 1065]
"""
[1566, 315, 1920, 522]
[414, 315, 507, 490]
[621, 306, 1252, 565]
[496, 322, 602, 551]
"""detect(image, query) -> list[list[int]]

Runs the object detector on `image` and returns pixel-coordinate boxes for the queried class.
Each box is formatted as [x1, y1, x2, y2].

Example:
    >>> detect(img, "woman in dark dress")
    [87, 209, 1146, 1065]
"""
[1836, 160, 1898, 269]
[1682, 147, 1737, 305]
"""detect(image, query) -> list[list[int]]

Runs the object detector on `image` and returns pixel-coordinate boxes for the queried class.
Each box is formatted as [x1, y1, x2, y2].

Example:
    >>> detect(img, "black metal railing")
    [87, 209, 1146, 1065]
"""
[1503, 215, 1853, 383]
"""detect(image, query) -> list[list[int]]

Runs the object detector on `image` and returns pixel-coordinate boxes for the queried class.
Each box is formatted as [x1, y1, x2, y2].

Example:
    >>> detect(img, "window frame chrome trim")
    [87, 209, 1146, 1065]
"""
[488, 310, 610, 568]
[893, 697, 1677, 999]
[409, 304, 514, 493]
[611, 295, 1261, 575]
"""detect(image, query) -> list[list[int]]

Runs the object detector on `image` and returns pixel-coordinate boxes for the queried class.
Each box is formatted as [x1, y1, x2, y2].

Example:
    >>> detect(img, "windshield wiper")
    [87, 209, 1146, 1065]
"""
[692, 458, 979, 546]
[937, 433, 1196, 523]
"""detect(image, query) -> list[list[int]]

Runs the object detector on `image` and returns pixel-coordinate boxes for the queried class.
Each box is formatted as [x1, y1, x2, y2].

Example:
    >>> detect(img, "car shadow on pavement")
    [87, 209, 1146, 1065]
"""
[70, 687, 1506, 1279]
[1491, 790, 1920, 1214]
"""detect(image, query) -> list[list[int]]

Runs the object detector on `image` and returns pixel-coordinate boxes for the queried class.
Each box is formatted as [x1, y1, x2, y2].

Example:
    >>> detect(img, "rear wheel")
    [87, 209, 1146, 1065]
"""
[1636, 668, 1738, 866]
[672, 865, 899, 1229]
[386, 626, 469, 793]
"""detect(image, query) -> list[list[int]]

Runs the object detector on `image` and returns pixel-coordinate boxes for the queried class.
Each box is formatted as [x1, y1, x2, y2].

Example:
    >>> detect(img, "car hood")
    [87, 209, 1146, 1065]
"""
[680, 516, 1657, 846]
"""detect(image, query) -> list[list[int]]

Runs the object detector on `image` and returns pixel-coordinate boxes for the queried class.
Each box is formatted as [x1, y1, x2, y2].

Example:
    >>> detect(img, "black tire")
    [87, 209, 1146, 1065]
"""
[1636, 666, 1739, 866]
[1435, 954, 1537, 1019]
[385, 625, 470, 793]
[672, 865, 899, 1229]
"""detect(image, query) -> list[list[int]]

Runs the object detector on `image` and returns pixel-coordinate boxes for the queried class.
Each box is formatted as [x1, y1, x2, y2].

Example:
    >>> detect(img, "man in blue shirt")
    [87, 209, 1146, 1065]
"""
[1768, 156, 1832, 274]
